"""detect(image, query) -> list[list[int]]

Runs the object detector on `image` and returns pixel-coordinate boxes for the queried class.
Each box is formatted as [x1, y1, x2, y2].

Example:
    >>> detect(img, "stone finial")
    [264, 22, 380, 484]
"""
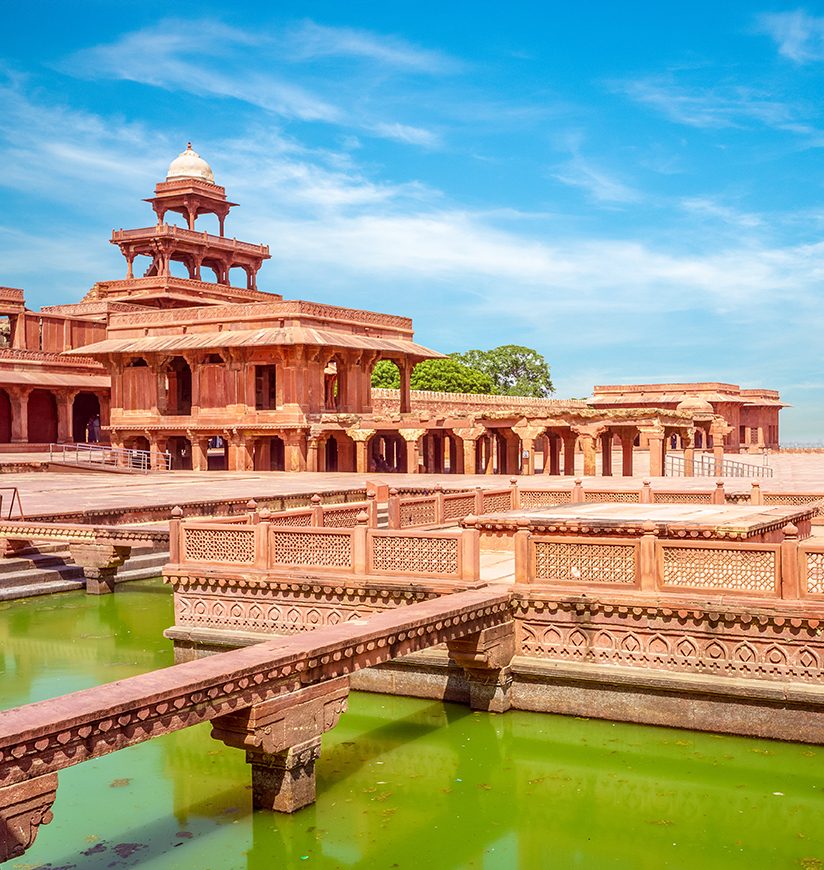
[642, 479, 650, 486]
[366, 490, 376, 500]
[463, 514, 477, 527]
[171, 505, 183, 519]
[510, 477, 518, 486]
[246, 499, 258, 510]
[434, 483, 443, 492]
[389, 488, 399, 496]
[782, 523, 799, 540]
[259, 507, 271, 520]
[574, 478, 582, 485]
[642, 520, 657, 534]
[311, 494, 322, 505]
[715, 480, 724, 488]
[356, 510, 369, 526]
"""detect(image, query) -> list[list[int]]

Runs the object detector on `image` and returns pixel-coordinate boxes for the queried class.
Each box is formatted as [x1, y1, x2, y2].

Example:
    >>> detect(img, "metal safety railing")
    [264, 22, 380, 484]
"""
[48, 443, 172, 473]
[0, 486, 24, 519]
[665, 452, 773, 478]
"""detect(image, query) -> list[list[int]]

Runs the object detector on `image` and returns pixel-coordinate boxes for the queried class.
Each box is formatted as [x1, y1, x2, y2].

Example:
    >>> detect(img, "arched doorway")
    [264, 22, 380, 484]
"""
[167, 435, 192, 470]
[369, 431, 407, 473]
[28, 390, 57, 443]
[72, 393, 101, 443]
[165, 357, 192, 415]
[0, 389, 11, 443]
[325, 436, 338, 471]
[207, 436, 229, 471]
[252, 436, 285, 471]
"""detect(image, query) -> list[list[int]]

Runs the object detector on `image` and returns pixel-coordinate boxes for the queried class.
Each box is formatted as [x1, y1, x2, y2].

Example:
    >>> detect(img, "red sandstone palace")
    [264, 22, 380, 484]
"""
[0, 146, 784, 474]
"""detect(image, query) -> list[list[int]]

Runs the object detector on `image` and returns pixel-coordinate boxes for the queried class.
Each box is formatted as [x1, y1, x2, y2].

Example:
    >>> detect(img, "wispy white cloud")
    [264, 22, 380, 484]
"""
[284, 20, 460, 73]
[612, 75, 800, 130]
[63, 19, 452, 145]
[756, 9, 824, 63]
[552, 154, 642, 204]
[679, 197, 764, 229]
[370, 121, 441, 148]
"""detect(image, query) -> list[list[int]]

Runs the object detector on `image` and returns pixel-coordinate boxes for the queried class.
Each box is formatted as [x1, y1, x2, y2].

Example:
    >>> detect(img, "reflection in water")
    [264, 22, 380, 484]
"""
[2, 580, 823, 869]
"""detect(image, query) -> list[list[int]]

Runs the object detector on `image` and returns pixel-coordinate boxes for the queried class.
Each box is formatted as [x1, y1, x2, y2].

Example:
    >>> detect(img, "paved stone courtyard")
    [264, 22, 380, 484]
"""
[2, 451, 823, 518]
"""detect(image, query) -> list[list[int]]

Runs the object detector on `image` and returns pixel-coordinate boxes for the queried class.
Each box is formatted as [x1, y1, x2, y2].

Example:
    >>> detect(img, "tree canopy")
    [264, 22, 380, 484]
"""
[371, 358, 496, 394]
[452, 345, 554, 397]
[371, 345, 554, 397]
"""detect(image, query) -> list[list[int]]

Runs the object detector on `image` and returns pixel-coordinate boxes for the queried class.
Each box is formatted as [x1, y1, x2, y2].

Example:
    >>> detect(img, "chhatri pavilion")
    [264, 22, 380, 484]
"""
[0, 146, 783, 474]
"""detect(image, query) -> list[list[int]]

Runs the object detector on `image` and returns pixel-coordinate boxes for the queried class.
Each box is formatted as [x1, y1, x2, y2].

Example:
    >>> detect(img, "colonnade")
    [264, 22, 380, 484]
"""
[0, 387, 108, 445]
[121, 419, 727, 476]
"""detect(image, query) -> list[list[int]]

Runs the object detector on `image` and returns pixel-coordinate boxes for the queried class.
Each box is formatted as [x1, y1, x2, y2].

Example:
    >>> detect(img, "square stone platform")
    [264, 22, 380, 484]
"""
[469, 501, 817, 547]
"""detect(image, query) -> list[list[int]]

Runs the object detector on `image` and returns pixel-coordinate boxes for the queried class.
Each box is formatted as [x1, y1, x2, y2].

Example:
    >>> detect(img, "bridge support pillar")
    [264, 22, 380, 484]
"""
[0, 773, 58, 863]
[211, 677, 349, 813]
[447, 620, 515, 713]
[68, 543, 131, 595]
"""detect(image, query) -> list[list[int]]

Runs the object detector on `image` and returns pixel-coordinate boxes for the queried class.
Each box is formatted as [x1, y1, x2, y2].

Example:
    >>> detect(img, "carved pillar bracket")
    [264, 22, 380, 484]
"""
[572, 425, 604, 477]
[345, 427, 375, 474]
[446, 620, 515, 713]
[211, 677, 349, 813]
[68, 543, 131, 595]
[0, 773, 58, 863]
[399, 428, 426, 475]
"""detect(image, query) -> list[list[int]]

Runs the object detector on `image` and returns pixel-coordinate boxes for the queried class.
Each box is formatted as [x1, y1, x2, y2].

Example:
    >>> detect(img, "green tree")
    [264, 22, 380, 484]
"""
[371, 358, 497, 394]
[453, 345, 554, 397]
[371, 360, 401, 388]
[410, 358, 496, 394]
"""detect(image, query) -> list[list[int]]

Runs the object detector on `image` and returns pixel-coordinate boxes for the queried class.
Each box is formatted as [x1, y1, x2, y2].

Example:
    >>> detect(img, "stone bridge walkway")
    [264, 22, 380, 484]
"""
[0, 583, 512, 863]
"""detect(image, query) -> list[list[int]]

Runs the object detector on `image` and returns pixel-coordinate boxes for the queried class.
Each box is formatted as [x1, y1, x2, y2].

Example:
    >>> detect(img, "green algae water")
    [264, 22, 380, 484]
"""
[1, 581, 823, 870]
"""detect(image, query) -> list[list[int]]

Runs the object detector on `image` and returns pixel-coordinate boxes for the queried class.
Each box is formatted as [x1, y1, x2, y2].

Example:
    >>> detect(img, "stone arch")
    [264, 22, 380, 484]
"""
[321, 432, 355, 472]
[27, 389, 57, 443]
[368, 430, 406, 473]
[72, 392, 101, 443]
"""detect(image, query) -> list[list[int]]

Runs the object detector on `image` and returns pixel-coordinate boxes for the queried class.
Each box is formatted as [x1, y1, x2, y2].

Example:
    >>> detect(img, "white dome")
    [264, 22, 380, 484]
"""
[166, 143, 215, 183]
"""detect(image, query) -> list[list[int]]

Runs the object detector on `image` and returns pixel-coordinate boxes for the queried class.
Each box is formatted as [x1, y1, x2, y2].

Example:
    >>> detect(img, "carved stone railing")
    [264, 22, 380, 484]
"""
[107, 298, 413, 333]
[111, 225, 269, 256]
[0, 586, 511, 861]
[514, 524, 813, 600]
[389, 485, 515, 529]
[171, 515, 480, 584]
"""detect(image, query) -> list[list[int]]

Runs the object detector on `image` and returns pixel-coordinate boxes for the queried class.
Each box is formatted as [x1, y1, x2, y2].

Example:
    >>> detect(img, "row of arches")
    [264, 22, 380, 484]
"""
[130, 424, 703, 475]
[0, 389, 102, 444]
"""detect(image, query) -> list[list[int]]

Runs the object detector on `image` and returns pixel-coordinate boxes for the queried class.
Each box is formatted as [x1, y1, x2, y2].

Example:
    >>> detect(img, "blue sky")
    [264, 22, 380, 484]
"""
[3, 2, 824, 439]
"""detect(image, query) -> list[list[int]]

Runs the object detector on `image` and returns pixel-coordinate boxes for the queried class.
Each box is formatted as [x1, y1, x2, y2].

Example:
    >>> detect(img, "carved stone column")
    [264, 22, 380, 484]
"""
[710, 418, 732, 476]
[346, 428, 375, 474]
[284, 431, 307, 472]
[562, 431, 577, 476]
[453, 427, 482, 477]
[619, 430, 635, 476]
[211, 677, 349, 813]
[574, 427, 602, 477]
[447, 621, 515, 713]
[513, 425, 544, 475]
[399, 428, 425, 475]
[9, 387, 30, 443]
[639, 425, 665, 477]
[682, 428, 695, 477]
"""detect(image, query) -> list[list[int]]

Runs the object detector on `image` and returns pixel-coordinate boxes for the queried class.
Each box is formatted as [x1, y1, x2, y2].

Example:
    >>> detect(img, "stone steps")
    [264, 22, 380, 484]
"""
[0, 544, 170, 601]
[0, 548, 85, 600]
[115, 549, 169, 582]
